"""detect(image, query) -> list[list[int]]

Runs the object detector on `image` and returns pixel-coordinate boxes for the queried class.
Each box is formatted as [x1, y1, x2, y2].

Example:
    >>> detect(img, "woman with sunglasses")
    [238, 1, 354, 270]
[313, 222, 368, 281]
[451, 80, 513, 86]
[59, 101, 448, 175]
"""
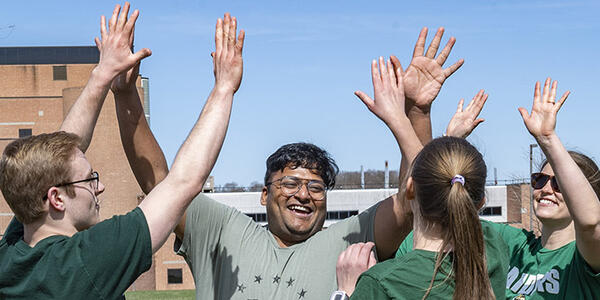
[393, 79, 600, 299]
[486, 78, 600, 299]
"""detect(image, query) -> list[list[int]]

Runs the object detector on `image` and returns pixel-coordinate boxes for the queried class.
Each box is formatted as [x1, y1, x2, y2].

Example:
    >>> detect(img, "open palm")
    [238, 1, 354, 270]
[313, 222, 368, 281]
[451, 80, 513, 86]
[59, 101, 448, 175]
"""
[397, 27, 463, 112]
[518, 78, 570, 139]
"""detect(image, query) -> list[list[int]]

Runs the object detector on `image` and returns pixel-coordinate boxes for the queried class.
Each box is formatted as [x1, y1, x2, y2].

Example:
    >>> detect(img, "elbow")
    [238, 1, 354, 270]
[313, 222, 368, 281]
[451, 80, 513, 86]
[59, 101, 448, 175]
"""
[167, 171, 207, 196]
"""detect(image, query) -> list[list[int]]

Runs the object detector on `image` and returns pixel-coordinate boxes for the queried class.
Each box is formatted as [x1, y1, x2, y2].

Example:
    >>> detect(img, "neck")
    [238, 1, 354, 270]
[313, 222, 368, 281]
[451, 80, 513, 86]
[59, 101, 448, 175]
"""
[541, 219, 575, 250]
[23, 219, 77, 247]
[412, 215, 447, 252]
[268, 227, 304, 248]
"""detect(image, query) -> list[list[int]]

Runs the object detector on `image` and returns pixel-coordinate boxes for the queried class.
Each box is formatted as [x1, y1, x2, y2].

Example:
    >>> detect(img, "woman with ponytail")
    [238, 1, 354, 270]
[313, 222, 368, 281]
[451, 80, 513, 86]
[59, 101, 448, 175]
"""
[334, 52, 508, 299]
[392, 78, 600, 299]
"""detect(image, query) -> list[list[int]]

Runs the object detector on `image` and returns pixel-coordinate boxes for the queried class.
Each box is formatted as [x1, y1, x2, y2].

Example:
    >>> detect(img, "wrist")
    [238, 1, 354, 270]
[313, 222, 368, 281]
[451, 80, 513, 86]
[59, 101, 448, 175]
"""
[535, 132, 560, 149]
[212, 84, 236, 97]
[406, 99, 431, 115]
[112, 86, 138, 97]
[407, 106, 431, 119]
[91, 65, 116, 87]
[330, 290, 350, 300]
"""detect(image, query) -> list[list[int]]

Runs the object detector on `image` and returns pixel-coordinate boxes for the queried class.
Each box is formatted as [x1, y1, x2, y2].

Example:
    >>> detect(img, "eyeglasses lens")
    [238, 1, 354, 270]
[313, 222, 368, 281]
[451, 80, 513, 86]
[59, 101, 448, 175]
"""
[279, 177, 326, 200]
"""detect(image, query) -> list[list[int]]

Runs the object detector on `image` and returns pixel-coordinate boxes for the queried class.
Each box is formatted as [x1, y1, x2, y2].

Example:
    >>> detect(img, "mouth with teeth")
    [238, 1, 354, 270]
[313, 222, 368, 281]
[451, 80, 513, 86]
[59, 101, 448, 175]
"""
[537, 198, 558, 207]
[288, 204, 313, 217]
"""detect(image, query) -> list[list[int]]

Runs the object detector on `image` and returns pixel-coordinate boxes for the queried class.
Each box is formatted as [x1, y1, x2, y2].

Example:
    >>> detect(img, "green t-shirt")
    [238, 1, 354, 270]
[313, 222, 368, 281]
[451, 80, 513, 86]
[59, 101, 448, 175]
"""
[177, 194, 379, 300]
[352, 220, 509, 299]
[0, 207, 152, 299]
[486, 222, 600, 300]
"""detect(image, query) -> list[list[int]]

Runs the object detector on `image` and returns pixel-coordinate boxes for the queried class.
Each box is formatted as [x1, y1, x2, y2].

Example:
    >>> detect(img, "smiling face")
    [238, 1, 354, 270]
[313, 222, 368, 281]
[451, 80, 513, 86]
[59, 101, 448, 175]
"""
[533, 164, 572, 226]
[261, 166, 327, 247]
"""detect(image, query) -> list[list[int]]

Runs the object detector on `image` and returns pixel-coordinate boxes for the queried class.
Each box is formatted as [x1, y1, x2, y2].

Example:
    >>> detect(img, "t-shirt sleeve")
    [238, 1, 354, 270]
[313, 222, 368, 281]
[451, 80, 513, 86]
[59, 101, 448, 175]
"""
[483, 220, 533, 257]
[574, 246, 600, 284]
[76, 207, 152, 299]
[175, 193, 245, 269]
[1, 217, 23, 245]
[323, 202, 380, 246]
[350, 274, 391, 300]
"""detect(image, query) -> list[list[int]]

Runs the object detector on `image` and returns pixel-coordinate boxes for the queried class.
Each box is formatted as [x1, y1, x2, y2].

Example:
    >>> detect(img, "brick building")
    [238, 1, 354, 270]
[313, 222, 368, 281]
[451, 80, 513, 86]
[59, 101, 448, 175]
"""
[0, 46, 195, 291]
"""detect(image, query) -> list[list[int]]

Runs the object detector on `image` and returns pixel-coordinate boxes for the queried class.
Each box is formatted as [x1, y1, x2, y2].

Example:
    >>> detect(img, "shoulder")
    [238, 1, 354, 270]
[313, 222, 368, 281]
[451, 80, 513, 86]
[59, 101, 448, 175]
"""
[481, 220, 538, 250]
[363, 252, 420, 282]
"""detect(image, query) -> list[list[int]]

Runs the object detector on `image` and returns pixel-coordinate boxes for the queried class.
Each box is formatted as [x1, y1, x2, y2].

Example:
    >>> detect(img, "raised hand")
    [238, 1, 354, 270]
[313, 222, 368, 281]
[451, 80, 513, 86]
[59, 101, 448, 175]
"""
[336, 242, 377, 296]
[518, 78, 570, 142]
[355, 56, 407, 127]
[397, 27, 464, 112]
[446, 89, 488, 138]
[95, 2, 151, 81]
[213, 13, 245, 94]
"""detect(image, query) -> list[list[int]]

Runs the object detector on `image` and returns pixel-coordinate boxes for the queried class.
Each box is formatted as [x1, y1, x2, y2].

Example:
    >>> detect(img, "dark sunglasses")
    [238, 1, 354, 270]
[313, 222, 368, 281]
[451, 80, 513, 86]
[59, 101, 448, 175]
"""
[531, 172, 560, 193]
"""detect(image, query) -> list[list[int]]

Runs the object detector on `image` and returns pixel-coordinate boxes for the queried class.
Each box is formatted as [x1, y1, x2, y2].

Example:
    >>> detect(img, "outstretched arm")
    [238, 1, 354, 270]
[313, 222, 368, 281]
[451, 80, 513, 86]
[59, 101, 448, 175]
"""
[59, 3, 151, 152]
[138, 13, 244, 253]
[355, 57, 422, 259]
[518, 78, 600, 272]
[397, 26, 464, 145]
[112, 52, 168, 195]
[445, 89, 488, 138]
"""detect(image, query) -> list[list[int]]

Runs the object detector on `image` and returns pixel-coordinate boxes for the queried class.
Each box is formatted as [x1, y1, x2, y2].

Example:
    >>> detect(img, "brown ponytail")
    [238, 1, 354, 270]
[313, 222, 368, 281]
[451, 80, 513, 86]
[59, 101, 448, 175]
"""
[412, 137, 494, 300]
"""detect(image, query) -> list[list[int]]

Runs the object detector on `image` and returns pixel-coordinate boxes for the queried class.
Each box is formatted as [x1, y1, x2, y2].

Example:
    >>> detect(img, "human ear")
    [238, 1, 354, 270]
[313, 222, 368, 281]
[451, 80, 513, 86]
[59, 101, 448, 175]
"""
[47, 187, 66, 212]
[476, 196, 486, 210]
[406, 177, 415, 200]
[260, 186, 268, 206]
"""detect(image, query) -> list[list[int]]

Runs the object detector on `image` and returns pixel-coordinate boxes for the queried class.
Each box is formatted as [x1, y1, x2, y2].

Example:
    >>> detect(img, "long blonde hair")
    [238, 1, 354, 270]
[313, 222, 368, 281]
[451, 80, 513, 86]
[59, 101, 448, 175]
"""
[411, 137, 494, 299]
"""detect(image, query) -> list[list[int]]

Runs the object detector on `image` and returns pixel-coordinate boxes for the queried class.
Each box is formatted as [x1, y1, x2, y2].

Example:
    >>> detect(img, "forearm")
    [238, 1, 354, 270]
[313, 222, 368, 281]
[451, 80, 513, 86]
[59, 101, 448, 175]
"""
[373, 117, 421, 259]
[538, 134, 600, 229]
[389, 117, 423, 166]
[115, 87, 168, 194]
[407, 107, 432, 146]
[139, 87, 234, 252]
[59, 67, 113, 152]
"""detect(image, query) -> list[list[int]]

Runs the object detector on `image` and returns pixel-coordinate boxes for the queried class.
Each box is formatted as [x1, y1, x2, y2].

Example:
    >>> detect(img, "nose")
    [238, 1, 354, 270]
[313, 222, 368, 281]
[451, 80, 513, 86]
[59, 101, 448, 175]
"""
[295, 183, 311, 202]
[540, 178, 554, 194]
[96, 180, 106, 195]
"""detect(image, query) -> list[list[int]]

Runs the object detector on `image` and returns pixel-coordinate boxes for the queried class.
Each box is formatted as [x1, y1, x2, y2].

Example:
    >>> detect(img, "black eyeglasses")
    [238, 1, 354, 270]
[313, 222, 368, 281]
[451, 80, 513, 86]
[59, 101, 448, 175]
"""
[266, 176, 327, 201]
[531, 172, 560, 193]
[44, 171, 100, 199]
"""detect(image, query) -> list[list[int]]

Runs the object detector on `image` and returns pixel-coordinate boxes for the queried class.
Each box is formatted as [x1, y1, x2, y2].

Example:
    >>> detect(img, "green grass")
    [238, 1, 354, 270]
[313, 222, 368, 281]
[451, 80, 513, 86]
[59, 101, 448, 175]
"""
[125, 289, 195, 300]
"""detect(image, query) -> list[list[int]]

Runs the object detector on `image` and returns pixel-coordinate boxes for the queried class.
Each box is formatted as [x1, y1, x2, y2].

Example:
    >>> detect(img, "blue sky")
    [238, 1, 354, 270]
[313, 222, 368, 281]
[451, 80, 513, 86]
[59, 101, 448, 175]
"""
[2, 1, 599, 187]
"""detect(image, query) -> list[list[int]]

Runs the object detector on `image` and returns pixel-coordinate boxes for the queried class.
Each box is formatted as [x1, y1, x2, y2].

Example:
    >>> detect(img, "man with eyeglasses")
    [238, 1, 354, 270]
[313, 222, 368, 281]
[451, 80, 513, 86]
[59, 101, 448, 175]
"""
[0, 4, 244, 299]
[115, 25, 464, 299]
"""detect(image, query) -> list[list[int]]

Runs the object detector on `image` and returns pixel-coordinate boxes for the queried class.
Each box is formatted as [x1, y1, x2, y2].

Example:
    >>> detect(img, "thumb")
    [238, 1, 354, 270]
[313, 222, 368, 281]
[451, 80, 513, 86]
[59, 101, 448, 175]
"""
[132, 48, 152, 63]
[94, 37, 102, 51]
[517, 107, 529, 121]
[355, 91, 375, 110]
[367, 250, 377, 269]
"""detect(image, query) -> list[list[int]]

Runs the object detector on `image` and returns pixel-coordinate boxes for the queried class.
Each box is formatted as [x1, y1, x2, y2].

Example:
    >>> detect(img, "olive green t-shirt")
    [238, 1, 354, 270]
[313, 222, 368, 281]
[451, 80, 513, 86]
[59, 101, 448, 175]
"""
[176, 194, 379, 300]
[351, 220, 509, 299]
[486, 222, 600, 300]
[0, 207, 152, 299]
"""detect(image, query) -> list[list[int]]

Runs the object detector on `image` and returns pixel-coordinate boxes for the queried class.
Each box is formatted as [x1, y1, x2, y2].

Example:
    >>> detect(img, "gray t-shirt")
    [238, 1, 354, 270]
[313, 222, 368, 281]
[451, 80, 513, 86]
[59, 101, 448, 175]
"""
[177, 194, 379, 300]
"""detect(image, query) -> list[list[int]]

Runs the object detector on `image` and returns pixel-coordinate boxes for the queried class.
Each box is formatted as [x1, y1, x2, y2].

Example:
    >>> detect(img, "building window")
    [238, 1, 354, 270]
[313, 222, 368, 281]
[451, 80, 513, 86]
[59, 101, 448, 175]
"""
[480, 206, 502, 216]
[167, 268, 183, 284]
[246, 213, 267, 222]
[18, 128, 32, 138]
[326, 210, 359, 220]
[53, 65, 67, 80]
